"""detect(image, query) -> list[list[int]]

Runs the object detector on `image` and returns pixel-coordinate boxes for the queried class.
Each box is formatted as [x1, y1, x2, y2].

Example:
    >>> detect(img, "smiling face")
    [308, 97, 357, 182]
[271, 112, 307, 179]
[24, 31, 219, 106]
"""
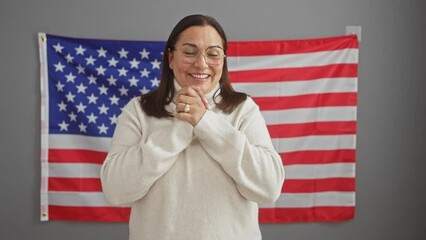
[168, 25, 225, 94]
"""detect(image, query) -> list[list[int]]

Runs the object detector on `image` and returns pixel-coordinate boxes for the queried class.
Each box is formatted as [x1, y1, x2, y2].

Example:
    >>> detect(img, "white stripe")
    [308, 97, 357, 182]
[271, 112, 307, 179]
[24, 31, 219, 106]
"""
[49, 134, 111, 151]
[260, 192, 355, 208]
[233, 77, 357, 97]
[48, 192, 129, 207]
[284, 163, 355, 179]
[49, 163, 101, 178]
[48, 191, 353, 209]
[48, 162, 354, 179]
[261, 106, 357, 125]
[228, 49, 358, 71]
[272, 135, 356, 153]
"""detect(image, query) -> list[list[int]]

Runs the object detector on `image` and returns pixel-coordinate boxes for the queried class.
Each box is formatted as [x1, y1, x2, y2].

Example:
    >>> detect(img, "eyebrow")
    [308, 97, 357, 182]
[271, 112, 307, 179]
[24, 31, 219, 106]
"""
[181, 43, 223, 49]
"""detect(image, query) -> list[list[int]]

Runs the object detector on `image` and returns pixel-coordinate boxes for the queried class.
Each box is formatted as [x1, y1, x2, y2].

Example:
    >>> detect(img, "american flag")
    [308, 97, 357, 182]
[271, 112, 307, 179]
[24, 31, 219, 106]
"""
[39, 33, 358, 222]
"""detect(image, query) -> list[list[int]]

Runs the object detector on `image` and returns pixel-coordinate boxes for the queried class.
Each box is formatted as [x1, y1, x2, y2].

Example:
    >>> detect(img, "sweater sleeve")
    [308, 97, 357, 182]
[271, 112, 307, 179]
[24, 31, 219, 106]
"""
[193, 98, 285, 203]
[100, 99, 194, 205]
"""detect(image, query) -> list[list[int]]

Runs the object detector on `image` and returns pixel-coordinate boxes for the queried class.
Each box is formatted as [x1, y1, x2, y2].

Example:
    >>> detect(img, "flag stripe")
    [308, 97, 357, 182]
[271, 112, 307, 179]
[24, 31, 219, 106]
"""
[227, 35, 358, 56]
[48, 162, 354, 179]
[268, 121, 357, 138]
[227, 49, 358, 71]
[258, 207, 355, 223]
[48, 191, 353, 208]
[272, 135, 356, 153]
[261, 107, 357, 125]
[280, 149, 356, 165]
[233, 77, 357, 97]
[49, 149, 107, 164]
[49, 205, 130, 222]
[229, 64, 358, 83]
[253, 93, 357, 110]
[282, 178, 355, 193]
[49, 177, 102, 192]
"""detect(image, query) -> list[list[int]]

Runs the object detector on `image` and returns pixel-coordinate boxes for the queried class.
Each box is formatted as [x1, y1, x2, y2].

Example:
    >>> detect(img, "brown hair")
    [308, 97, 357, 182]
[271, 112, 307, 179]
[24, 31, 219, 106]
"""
[140, 14, 247, 118]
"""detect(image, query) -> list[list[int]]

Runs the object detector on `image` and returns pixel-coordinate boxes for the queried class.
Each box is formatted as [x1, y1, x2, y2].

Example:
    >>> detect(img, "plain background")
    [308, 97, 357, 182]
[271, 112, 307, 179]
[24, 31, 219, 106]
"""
[1, 0, 425, 239]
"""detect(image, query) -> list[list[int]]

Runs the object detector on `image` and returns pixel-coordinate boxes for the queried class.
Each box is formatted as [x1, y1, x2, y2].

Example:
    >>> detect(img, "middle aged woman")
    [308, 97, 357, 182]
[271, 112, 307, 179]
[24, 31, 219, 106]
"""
[101, 14, 285, 240]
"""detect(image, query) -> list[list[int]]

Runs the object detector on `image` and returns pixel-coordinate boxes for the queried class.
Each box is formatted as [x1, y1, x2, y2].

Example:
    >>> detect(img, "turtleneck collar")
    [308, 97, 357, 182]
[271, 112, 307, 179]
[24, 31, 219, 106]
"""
[173, 79, 221, 106]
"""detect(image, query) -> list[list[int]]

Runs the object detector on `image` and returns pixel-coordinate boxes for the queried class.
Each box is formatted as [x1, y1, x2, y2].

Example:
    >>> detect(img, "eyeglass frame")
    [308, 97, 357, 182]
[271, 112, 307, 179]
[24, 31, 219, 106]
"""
[170, 44, 226, 66]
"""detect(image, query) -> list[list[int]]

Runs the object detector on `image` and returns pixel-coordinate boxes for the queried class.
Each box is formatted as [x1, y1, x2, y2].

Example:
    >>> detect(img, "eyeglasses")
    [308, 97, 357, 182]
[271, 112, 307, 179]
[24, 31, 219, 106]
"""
[175, 46, 226, 66]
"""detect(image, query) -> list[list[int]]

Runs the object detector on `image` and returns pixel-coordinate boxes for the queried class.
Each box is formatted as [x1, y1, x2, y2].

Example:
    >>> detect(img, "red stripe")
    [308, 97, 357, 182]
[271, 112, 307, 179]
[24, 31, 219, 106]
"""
[268, 121, 356, 138]
[48, 205, 130, 222]
[49, 149, 107, 164]
[230, 64, 358, 83]
[49, 177, 102, 192]
[259, 206, 355, 223]
[253, 92, 357, 110]
[228, 35, 358, 56]
[282, 178, 355, 193]
[280, 150, 356, 165]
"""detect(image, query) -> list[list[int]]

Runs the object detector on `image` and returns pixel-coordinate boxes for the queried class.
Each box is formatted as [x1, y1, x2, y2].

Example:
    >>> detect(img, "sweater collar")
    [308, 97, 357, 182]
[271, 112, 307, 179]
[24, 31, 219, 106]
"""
[173, 79, 221, 106]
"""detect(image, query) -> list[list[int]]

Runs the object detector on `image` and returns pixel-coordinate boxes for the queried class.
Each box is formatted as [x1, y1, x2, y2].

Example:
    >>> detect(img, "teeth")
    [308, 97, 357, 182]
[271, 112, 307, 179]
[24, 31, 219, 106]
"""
[191, 74, 209, 78]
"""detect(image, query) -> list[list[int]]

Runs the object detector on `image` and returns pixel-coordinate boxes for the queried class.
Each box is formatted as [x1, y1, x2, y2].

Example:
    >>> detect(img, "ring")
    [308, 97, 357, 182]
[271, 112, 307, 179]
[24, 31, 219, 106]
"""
[184, 104, 190, 113]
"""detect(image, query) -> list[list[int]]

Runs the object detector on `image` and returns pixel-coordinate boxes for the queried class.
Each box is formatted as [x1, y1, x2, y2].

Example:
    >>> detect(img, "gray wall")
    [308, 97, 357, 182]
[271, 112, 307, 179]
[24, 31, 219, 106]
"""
[1, 0, 425, 239]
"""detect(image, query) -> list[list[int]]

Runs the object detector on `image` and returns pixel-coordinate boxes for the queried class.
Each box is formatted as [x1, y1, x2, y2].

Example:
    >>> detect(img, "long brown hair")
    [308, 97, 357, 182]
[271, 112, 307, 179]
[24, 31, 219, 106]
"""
[140, 14, 247, 118]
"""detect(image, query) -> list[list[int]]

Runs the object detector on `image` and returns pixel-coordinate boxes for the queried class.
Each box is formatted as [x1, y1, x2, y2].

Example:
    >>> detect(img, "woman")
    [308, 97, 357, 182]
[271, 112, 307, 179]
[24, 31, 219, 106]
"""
[101, 14, 285, 240]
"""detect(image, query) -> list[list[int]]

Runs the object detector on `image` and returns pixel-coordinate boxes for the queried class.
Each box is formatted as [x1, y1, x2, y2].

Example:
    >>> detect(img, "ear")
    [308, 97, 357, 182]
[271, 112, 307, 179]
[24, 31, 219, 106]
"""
[167, 48, 174, 69]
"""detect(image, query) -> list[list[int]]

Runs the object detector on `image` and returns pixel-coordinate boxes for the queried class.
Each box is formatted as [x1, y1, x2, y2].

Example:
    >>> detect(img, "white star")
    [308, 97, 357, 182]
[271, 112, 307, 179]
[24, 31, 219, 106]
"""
[68, 112, 77, 122]
[98, 124, 109, 134]
[78, 122, 87, 133]
[76, 83, 88, 93]
[65, 54, 74, 63]
[55, 82, 65, 92]
[140, 68, 150, 78]
[151, 77, 160, 87]
[58, 120, 69, 131]
[109, 114, 118, 125]
[97, 47, 107, 57]
[76, 102, 87, 113]
[57, 101, 67, 112]
[118, 85, 129, 96]
[139, 48, 150, 59]
[140, 86, 150, 94]
[53, 43, 64, 53]
[76, 64, 85, 74]
[65, 72, 76, 83]
[118, 67, 128, 77]
[109, 95, 120, 105]
[95, 65, 107, 76]
[65, 91, 76, 102]
[107, 75, 117, 86]
[87, 75, 97, 85]
[87, 113, 98, 123]
[108, 57, 118, 67]
[85, 55, 96, 65]
[98, 104, 109, 115]
[129, 58, 140, 69]
[151, 59, 161, 69]
[87, 93, 98, 104]
[128, 76, 139, 87]
[98, 85, 108, 95]
[118, 48, 129, 58]
[54, 62, 65, 72]
[75, 45, 86, 55]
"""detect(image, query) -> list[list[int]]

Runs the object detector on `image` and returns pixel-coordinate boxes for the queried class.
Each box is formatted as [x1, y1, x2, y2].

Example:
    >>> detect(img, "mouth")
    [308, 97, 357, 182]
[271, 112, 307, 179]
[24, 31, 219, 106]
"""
[190, 73, 210, 80]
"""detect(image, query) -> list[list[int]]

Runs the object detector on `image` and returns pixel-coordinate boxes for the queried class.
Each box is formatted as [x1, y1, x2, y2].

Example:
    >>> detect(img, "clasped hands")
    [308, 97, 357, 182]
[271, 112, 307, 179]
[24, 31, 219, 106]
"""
[175, 86, 210, 127]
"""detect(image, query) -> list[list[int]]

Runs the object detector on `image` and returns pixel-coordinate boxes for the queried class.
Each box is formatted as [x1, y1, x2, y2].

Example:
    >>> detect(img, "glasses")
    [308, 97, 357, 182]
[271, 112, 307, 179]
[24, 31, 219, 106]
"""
[175, 46, 226, 66]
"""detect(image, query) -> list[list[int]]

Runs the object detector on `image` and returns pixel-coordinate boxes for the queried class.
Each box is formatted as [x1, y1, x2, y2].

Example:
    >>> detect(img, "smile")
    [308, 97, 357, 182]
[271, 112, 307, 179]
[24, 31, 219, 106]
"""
[190, 73, 210, 79]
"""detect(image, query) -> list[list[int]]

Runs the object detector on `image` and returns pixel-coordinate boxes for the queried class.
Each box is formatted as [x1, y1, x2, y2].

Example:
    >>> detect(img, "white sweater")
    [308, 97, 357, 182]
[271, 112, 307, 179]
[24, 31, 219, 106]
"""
[100, 84, 285, 240]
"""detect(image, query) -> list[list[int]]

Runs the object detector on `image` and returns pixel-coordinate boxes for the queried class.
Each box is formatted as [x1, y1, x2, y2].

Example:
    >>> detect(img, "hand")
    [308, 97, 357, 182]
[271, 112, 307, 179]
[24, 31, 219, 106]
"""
[175, 86, 210, 126]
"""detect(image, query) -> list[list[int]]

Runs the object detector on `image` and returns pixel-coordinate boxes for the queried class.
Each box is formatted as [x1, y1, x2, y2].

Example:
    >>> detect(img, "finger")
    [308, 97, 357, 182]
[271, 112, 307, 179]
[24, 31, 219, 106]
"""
[189, 86, 210, 109]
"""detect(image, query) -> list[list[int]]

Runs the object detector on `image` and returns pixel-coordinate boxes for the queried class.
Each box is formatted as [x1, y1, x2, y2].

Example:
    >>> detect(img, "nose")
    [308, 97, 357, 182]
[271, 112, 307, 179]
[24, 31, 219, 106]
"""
[193, 52, 208, 68]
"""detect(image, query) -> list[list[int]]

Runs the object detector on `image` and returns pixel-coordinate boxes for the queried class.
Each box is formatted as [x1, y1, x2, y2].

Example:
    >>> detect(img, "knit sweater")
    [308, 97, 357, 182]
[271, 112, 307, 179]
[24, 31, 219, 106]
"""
[100, 83, 285, 240]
